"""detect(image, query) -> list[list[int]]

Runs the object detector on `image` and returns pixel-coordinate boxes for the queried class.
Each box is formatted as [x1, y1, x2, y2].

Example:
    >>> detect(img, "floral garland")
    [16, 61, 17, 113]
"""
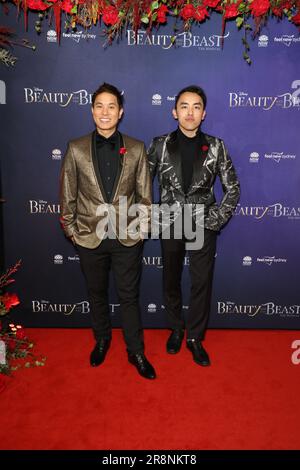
[0, 261, 46, 377]
[0, 26, 35, 66]
[1, 1, 300, 63]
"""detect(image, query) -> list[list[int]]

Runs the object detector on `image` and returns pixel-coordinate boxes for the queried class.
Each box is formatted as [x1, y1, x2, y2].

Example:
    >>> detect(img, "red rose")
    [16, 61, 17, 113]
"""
[119, 147, 127, 155]
[180, 4, 195, 21]
[281, 1, 292, 8]
[194, 6, 209, 22]
[201, 145, 209, 152]
[249, 0, 270, 17]
[2, 293, 20, 311]
[292, 12, 300, 25]
[60, 0, 74, 14]
[26, 0, 51, 10]
[16, 329, 27, 340]
[203, 0, 220, 8]
[272, 7, 283, 17]
[7, 338, 16, 352]
[102, 6, 120, 26]
[224, 4, 240, 19]
[157, 5, 169, 24]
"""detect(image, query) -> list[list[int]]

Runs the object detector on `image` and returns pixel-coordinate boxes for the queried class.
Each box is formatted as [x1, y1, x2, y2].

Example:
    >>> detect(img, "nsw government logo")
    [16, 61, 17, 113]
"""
[249, 152, 259, 163]
[53, 254, 63, 265]
[258, 35, 268, 47]
[148, 303, 157, 313]
[47, 30, 57, 43]
[51, 149, 62, 160]
[242, 256, 252, 266]
[152, 93, 162, 105]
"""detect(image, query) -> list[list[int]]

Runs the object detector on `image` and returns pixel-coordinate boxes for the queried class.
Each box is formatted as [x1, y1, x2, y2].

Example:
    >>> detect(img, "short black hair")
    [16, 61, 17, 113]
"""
[175, 85, 207, 109]
[92, 82, 124, 108]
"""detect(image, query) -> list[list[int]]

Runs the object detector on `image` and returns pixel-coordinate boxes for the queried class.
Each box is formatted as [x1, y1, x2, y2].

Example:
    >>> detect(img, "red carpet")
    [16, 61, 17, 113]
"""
[0, 328, 299, 450]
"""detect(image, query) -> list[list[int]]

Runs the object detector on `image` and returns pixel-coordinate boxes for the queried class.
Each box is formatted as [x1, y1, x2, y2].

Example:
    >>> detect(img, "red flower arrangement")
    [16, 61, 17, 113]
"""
[0, 261, 46, 376]
[0, 260, 21, 317]
[0, 321, 46, 376]
[1, 1, 299, 44]
[119, 146, 127, 155]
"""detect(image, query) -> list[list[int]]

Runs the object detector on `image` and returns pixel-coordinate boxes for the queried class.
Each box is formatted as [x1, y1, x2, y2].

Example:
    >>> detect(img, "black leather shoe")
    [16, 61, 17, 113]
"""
[90, 338, 111, 367]
[166, 329, 184, 354]
[186, 340, 210, 366]
[128, 352, 156, 379]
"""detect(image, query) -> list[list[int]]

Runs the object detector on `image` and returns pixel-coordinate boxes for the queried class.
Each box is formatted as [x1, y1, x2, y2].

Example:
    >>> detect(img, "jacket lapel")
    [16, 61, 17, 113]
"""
[110, 133, 125, 202]
[187, 133, 210, 195]
[165, 130, 184, 193]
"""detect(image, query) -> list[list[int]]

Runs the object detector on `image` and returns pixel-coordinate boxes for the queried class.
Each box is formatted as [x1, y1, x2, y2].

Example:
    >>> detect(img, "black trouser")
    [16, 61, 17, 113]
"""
[77, 239, 144, 354]
[161, 229, 217, 341]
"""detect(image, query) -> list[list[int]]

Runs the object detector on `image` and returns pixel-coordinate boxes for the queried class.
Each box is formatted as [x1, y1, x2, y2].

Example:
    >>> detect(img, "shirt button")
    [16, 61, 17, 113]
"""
[107, 177, 111, 180]
[107, 163, 110, 166]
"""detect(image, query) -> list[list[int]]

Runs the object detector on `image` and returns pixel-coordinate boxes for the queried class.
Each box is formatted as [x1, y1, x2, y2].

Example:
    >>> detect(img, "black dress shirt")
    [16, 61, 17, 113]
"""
[177, 127, 201, 194]
[95, 130, 121, 202]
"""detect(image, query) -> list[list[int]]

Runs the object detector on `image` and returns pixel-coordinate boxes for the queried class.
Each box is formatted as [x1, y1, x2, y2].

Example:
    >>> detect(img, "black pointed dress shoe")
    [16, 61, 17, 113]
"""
[166, 329, 184, 354]
[186, 339, 210, 366]
[90, 338, 111, 367]
[128, 352, 156, 379]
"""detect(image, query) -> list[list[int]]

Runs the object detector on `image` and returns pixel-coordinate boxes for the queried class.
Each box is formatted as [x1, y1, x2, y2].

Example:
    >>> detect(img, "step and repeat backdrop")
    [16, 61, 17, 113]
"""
[1, 12, 299, 329]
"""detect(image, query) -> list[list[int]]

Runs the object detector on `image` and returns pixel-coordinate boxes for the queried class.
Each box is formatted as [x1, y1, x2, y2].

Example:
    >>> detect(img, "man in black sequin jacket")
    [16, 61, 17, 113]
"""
[147, 85, 240, 367]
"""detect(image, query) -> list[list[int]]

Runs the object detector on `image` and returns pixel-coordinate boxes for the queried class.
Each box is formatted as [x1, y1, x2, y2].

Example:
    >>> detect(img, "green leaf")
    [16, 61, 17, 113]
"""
[238, 3, 246, 14]
[243, 52, 251, 65]
[236, 17, 244, 29]
[151, 1, 159, 11]
[141, 16, 150, 24]
[70, 5, 77, 14]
